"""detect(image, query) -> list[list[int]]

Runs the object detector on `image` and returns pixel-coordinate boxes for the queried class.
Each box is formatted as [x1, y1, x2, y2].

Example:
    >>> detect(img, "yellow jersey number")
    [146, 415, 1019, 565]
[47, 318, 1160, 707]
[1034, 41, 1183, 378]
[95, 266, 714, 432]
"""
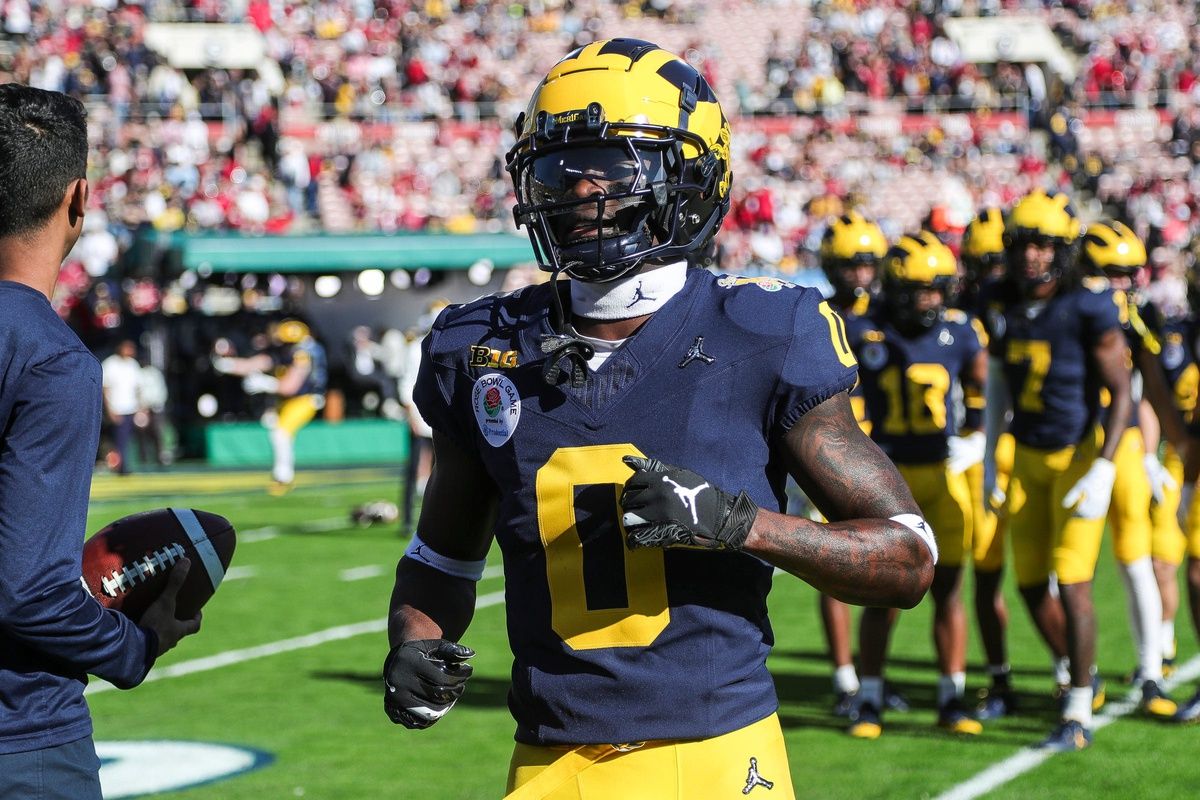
[535, 444, 669, 651]
[1006, 339, 1051, 413]
[879, 363, 951, 435]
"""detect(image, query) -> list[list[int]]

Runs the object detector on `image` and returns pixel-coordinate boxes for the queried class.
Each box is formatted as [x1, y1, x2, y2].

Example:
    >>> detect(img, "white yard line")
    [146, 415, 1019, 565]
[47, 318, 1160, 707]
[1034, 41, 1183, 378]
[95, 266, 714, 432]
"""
[239, 517, 356, 544]
[934, 654, 1200, 800]
[339, 565, 385, 582]
[238, 527, 279, 544]
[223, 566, 258, 581]
[85, 589, 507, 696]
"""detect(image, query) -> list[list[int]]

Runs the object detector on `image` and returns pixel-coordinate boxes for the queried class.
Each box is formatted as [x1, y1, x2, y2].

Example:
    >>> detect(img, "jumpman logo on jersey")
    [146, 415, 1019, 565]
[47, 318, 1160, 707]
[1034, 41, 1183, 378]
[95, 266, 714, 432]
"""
[678, 336, 715, 368]
[662, 475, 709, 524]
[742, 757, 774, 794]
[626, 281, 655, 308]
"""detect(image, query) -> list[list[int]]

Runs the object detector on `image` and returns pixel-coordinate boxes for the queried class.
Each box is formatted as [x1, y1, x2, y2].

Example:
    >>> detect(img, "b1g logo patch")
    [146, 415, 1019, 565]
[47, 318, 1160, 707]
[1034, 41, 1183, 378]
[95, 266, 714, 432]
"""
[717, 275, 795, 292]
[473, 373, 521, 447]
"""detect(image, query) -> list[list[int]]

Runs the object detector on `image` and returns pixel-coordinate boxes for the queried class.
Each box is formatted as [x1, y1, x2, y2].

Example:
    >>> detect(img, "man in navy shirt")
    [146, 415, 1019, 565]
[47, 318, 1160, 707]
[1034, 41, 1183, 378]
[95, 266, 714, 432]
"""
[382, 40, 935, 799]
[0, 84, 200, 800]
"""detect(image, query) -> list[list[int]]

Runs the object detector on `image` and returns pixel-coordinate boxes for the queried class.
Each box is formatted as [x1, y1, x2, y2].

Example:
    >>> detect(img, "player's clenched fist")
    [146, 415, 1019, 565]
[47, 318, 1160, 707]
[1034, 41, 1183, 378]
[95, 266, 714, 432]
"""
[383, 639, 474, 729]
[619, 456, 759, 551]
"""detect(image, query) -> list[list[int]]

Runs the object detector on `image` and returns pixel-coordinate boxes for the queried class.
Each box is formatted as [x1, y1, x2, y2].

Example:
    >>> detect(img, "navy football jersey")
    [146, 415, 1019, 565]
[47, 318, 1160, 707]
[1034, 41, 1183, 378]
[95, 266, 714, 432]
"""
[983, 279, 1124, 449]
[279, 339, 327, 396]
[836, 296, 873, 429]
[413, 270, 858, 746]
[1159, 315, 1198, 423]
[847, 310, 985, 464]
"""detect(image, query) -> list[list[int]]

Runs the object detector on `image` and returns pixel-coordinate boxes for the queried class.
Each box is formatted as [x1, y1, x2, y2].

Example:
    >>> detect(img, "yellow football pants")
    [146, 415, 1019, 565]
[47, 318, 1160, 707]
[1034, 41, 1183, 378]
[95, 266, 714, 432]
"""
[277, 395, 320, 436]
[967, 432, 1015, 571]
[506, 714, 794, 800]
[897, 462, 972, 568]
[1108, 428, 1153, 566]
[1151, 444, 1189, 565]
[1008, 428, 1105, 587]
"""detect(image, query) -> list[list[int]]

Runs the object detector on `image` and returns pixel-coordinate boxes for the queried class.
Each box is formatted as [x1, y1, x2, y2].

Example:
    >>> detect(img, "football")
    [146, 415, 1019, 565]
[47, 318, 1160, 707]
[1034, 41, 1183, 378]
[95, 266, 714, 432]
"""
[82, 508, 237, 623]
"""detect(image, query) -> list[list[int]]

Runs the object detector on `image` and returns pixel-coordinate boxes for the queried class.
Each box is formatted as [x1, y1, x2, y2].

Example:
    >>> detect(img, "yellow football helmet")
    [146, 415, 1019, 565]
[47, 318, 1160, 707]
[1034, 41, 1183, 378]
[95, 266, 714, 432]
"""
[1004, 189, 1080, 292]
[506, 38, 732, 282]
[819, 211, 887, 306]
[271, 319, 311, 345]
[820, 211, 888, 268]
[1080, 220, 1146, 278]
[881, 231, 958, 330]
[962, 207, 1006, 276]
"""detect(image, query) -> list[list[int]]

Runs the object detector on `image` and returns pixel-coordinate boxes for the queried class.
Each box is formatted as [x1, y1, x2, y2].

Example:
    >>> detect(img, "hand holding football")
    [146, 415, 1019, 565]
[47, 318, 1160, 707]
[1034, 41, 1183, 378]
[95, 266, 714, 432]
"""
[82, 508, 236, 623]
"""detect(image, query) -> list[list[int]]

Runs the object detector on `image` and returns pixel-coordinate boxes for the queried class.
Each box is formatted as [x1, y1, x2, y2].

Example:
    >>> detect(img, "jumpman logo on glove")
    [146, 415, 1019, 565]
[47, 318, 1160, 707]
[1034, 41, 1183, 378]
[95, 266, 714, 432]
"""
[661, 475, 709, 524]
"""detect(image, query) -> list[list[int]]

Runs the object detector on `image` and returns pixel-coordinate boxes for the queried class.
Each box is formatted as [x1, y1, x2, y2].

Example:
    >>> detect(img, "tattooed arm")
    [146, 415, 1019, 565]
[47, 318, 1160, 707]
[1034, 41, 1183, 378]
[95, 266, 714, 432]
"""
[740, 391, 933, 608]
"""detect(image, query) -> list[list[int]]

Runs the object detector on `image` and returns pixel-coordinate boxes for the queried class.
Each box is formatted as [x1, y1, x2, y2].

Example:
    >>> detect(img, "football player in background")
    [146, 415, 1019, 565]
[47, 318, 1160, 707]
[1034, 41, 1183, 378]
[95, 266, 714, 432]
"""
[844, 232, 987, 738]
[381, 39, 935, 799]
[0, 83, 199, 800]
[213, 318, 327, 495]
[983, 190, 1133, 751]
[1168, 254, 1200, 721]
[1144, 266, 1198, 683]
[817, 211, 892, 715]
[1079, 221, 1186, 717]
[960, 208, 1019, 719]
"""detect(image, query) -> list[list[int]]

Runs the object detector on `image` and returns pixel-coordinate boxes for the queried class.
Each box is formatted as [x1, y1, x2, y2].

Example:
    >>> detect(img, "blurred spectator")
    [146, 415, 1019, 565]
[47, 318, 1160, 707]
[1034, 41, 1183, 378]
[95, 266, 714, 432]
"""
[101, 339, 140, 475]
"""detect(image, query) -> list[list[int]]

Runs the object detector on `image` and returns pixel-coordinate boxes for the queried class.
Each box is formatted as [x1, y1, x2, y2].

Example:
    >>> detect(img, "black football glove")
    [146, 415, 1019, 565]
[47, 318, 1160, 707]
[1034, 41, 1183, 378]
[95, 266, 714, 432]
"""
[383, 639, 474, 729]
[619, 456, 758, 551]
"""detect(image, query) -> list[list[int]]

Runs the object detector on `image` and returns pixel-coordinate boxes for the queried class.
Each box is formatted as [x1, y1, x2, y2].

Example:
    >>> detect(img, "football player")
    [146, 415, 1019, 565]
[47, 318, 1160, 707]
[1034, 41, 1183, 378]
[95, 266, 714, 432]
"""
[1147, 273, 1198, 683]
[960, 208, 1020, 719]
[982, 190, 1133, 751]
[1079, 221, 1186, 717]
[212, 318, 327, 494]
[1169, 255, 1200, 722]
[817, 211, 890, 714]
[381, 39, 935, 799]
[845, 232, 988, 738]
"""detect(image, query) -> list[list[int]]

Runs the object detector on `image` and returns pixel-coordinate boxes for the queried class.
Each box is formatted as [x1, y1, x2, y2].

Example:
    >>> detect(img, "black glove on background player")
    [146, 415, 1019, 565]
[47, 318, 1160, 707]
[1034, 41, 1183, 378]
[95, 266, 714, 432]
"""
[620, 456, 759, 550]
[383, 639, 474, 729]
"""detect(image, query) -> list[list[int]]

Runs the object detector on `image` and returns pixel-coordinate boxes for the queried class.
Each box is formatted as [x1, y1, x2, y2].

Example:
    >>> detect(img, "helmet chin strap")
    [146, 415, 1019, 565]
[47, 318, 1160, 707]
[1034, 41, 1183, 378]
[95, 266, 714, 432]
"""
[540, 264, 594, 389]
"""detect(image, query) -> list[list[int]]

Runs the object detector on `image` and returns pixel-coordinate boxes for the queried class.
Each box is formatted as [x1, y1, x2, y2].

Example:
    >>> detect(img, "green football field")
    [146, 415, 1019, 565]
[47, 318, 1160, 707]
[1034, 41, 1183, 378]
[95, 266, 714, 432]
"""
[84, 466, 1200, 799]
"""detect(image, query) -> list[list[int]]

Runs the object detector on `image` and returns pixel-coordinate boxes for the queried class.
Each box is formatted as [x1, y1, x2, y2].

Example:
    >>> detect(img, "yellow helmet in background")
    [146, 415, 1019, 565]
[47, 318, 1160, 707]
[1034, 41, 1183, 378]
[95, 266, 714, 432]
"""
[1006, 189, 1080, 244]
[506, 38, 732, 282]
[1080, 220, 1146, 277]
[820, 211, 887, 308]
[881, 231, 958, 331]
[962, 207, 1006, 272]
[820, 211, 888, 268]
[272, 319, 311, 345]
[1004, 189, 1080, 293]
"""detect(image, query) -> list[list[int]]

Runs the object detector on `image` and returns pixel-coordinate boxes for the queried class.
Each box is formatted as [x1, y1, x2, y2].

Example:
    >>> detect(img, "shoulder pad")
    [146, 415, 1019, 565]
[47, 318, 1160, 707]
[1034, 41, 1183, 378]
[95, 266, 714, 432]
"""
[943, 309, 968, 324]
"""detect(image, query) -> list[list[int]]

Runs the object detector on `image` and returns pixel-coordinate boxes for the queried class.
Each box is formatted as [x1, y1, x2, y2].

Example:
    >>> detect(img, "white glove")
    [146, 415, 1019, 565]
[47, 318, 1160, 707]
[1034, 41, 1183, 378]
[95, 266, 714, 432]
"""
[1143, 453, 1177, 506]
[947, 431, 986, 474]
[988, 484, 1007, 514]
[242, 372, 280, 395]
[1062, 458, 1117, 519]
[1180, 483, 1196, 530]
[212, 356, 238, 375]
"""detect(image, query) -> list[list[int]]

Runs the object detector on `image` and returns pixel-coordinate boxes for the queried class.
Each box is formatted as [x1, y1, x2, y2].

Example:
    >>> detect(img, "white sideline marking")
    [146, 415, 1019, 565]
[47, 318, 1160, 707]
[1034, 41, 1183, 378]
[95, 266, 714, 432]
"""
[339, 565, 385, 582]
[86, 589, 506, 696]
[934, 654, 1200, 800]
[223, 566, 258, 581]
[239, 527, 278, 544]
